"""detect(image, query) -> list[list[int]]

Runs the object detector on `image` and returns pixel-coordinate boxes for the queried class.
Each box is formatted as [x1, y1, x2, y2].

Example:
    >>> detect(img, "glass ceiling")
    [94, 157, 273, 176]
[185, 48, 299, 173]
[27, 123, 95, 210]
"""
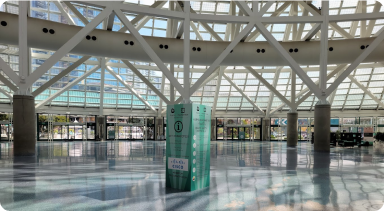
[0, 1, 383, 113]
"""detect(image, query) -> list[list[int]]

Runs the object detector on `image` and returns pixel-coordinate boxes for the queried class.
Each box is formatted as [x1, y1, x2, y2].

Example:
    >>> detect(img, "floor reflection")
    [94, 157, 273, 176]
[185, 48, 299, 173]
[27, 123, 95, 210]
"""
[0, 141, 383, 210]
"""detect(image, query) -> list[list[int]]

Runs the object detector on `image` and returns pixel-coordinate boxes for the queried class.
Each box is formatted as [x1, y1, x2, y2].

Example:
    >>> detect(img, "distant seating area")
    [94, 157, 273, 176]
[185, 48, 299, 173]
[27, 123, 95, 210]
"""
[312, 132, 362, 148]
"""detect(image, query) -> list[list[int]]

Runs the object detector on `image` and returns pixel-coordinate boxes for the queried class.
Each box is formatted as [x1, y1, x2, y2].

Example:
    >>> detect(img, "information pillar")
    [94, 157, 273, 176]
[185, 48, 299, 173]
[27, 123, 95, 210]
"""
[166, 104, 211, 191]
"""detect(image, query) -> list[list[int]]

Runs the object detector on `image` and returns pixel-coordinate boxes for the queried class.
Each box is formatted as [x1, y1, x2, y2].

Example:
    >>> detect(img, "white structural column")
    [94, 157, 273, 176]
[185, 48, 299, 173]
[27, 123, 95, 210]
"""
[35, 65, 101, 109]
[113, 8, 186, 99]
[291, 73, 296, 105]
[183, 1, 191, 103]
[163, 68, 219, 115]
[99, 58, 105, 115]
[122, 60, 170, 104]
[190, 22, 255, 95]
[32, 56, 91, 97]
[212, 67, 225, 117]
[17, 1, 29, 94]
[106, 66, 157, 113]
[222, 74, 265, 115]
[319, 1, 329, 104]
[266, 67, 282, 117]
[170, 64, 175, 103]
[23, 7, 113, 90]
[271, 65, 347, 115]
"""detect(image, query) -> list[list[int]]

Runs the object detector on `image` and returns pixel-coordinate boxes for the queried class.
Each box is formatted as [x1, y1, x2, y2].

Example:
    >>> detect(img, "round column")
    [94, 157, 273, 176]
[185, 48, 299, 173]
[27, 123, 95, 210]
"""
[287, 112, 298, 147]
[13, 95, 36, 156]
[314, 103, 331, 152]
[262, 118, 270, 141]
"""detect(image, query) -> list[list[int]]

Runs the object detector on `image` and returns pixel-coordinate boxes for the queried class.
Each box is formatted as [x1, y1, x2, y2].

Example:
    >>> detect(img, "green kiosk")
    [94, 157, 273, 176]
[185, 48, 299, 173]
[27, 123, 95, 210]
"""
[166, 104, 211, 191]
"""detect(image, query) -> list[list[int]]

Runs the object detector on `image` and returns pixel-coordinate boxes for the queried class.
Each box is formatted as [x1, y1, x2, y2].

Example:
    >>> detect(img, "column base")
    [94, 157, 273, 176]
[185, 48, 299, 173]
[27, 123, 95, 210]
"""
[314, 103, 331, 152]
[287, 112, 298, 147]
[13, 95, 36, 157]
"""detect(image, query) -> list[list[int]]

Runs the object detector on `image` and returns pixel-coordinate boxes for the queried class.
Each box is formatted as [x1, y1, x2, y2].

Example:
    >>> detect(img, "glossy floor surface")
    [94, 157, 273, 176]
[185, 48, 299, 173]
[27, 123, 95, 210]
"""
[0, 141, 384, 211]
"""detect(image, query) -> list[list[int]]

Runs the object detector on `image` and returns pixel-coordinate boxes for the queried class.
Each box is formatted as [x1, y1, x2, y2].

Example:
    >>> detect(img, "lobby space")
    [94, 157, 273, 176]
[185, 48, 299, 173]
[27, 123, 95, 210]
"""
[0, 141, 383, 211]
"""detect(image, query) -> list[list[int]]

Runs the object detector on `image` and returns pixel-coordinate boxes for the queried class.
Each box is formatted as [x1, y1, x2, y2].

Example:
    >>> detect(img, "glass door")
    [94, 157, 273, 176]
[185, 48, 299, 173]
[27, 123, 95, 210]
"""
[299, 126, 309, 141]
[53, 126, 62, 139]
[217, 127, 224, 140]
[253, 127, 261, 140]
[62, 126, 68, 139]
[226, 127, 233, 140]
[244, 128, 250, 139]
[233, 128, 239, 140]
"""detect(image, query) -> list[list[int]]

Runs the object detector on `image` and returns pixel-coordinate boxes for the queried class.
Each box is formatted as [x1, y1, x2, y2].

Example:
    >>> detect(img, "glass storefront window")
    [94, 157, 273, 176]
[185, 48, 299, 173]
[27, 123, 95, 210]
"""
[241, 118, 251, 125]
[298, 118, 308, 126]
[360, 117, 372, 125]
[271, 118, 279, 125]
[217, 128, 224, 139]
[226, 118, 239, 125]
[217, 118, 224, 126]
[378, 117, 384, 125]
[253, 118, 261, 125]
[343, 118, 358, 125]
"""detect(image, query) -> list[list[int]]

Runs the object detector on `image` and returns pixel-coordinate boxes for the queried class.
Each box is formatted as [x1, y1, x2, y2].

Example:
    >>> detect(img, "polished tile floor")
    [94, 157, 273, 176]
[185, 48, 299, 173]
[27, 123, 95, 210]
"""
[0, 141, 384, 211]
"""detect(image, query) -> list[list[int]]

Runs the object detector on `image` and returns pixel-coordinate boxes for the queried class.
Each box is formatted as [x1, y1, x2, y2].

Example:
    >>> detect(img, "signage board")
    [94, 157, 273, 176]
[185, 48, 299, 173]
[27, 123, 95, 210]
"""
[166, 104, 211, 191]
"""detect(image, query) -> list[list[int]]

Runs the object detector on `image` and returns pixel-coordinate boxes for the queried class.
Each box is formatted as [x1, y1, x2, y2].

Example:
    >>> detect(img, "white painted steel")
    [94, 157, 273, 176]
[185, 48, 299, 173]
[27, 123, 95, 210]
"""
[1, 13, 384, 66]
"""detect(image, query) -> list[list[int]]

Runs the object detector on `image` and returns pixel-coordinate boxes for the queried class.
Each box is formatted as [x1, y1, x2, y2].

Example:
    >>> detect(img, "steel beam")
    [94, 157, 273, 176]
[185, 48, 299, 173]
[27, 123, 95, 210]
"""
[319, 1, 329, 103]
[0, 87, 12, 100]
[222, 73, 265, 115]
[114, 8, 186, 99]
[18, 1, 29, 93]
[35, 65, 101, 109]
[348, 75, 384, 108]
[366, 2, 382, 37]
[183, 1, 191, 102]
[272, 64, 347, 114]
[266, 67, 282, 117]
[212, 67, 224, 117]
[0, 74, 17, 92]
[255, 21, 322, 100]
[54, 1, 75, 25]
[122, 60, 170, 105]
[100, 58, 105, 115]
[106, 11, 116, 31]
[0, 59, 19, 86]
[190, 22, 255, 95]
[326, 29, 384, 96]
[302, 23, 321, 41]
[259, 2, 274, 16]
[245, 66, 293, 109]
[32, 56, 91, 97]
[106, 66, 157, 113]
[244, 2, 290, 42]
[24, 7, 112, 90]
[235, 1, 253, 16]
[63, 2, 89, 25]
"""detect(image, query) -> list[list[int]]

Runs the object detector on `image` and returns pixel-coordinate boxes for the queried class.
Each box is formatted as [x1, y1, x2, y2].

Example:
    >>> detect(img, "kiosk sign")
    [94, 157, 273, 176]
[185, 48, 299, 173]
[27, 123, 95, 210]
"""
[166, 104, 211, 191]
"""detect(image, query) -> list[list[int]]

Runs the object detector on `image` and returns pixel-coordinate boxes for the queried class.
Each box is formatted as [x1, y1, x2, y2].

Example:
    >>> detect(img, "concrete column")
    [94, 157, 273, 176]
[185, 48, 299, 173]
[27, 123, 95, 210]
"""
[262, 118, 270, 141]
[287, 112, 298, 147]
[211, 119, 216, 141]
[96, 116, 105, 141]
[13, 95, 36, 156]
[314, 103, 331, 152]
[155, 118, 164, 138]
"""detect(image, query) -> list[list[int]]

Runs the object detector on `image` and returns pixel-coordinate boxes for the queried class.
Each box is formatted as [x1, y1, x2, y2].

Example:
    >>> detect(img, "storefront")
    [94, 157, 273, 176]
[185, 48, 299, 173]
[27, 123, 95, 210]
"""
[37, 114, 96, 141]
[106, 116, 156, 140]
[216, 118, 261, 141]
